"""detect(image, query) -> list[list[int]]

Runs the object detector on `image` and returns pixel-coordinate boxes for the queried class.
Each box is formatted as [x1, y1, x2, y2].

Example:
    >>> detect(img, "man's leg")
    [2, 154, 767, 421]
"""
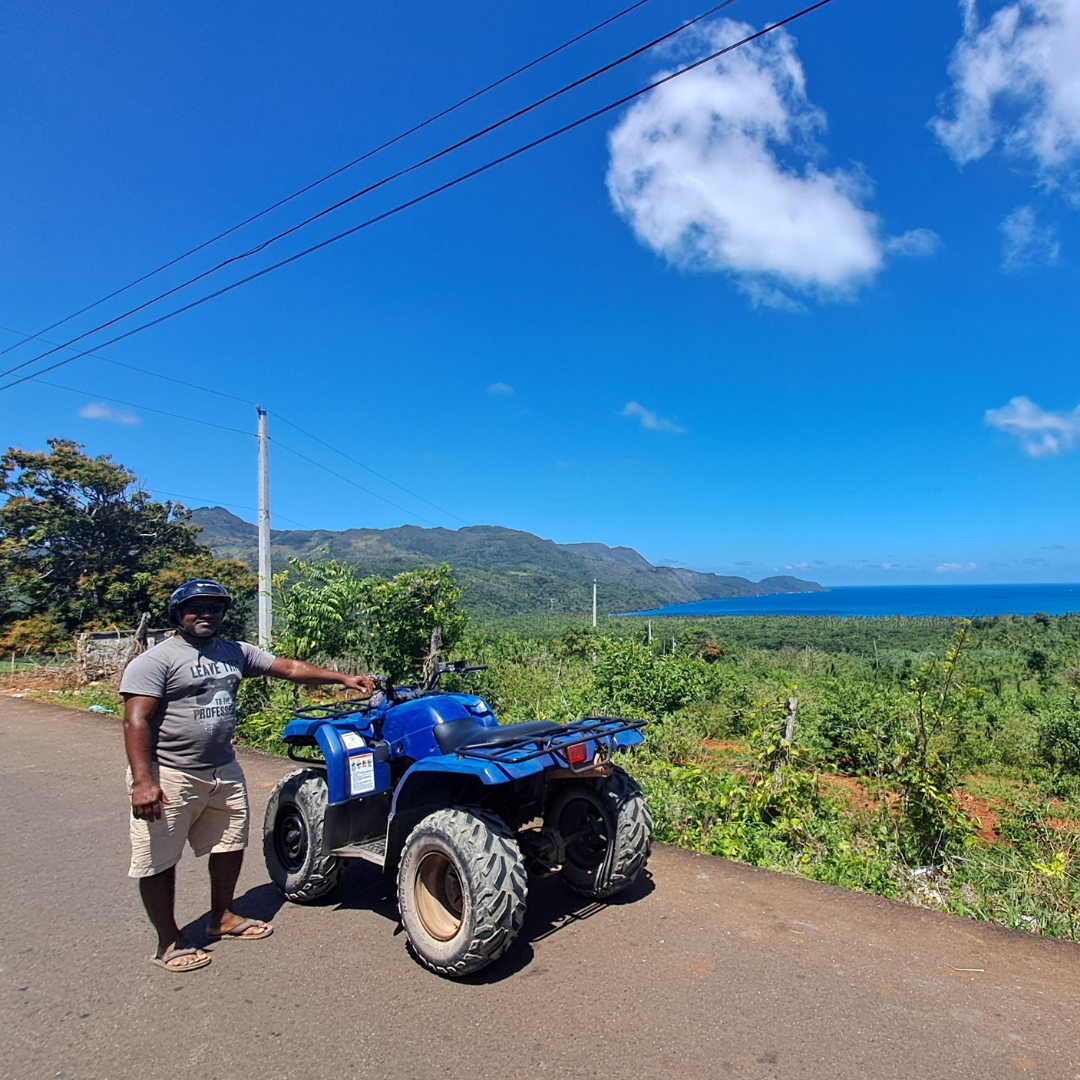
[202, 765, 271, 939]
[138, 867, 209, 968]
[130, 765, 210, 968]
[139, 865, 180, 950]
[208, 849, 244, 932]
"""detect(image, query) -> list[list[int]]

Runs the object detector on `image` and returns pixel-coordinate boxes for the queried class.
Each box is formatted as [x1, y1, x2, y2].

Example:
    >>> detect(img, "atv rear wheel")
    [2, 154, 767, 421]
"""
[263, 769, 341, 902]
[397, 807, 527, 978]
[547, 765, 652, 899]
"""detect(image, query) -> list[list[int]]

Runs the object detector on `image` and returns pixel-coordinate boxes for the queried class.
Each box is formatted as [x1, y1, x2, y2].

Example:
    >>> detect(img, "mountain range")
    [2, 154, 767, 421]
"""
[189, 507, 827, 618]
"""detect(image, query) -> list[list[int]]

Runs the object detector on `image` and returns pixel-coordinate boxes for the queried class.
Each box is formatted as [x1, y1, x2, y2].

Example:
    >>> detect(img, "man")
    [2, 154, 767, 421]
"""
[120, 579, 374, 972]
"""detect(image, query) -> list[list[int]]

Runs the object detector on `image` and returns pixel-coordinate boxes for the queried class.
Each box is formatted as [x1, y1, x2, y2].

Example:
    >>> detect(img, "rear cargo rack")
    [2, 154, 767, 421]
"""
[455, 717, 646, 764]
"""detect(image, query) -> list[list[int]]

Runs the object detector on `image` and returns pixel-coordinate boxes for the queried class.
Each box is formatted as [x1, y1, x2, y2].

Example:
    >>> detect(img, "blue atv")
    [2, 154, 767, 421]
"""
[262, 662, 652, 977]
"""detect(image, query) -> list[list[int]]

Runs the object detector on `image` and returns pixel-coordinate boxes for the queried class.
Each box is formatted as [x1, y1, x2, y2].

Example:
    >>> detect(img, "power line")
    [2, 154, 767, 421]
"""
[272, 438, 441, 528]
[0, 0, 742, 385]
[25, 375, 456, 526]
[0, 323, 254, 407]
[147, 488, 309, 529]
[0, 3, 831, 401]
[0, 2, 833, 399]
[0, 0, 659, 363]
[0, 320, 470, 524]
[33, 378, 255, 436]
[269, 411, 471, 527]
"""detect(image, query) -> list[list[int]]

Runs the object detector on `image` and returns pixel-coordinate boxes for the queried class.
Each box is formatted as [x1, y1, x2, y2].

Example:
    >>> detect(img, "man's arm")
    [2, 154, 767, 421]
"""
[122, 694, 167, 821]
[266, 658, 375, 696]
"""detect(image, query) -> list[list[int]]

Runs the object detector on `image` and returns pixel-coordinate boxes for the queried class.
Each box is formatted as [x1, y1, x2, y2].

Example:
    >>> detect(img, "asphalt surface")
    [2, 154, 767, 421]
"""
[2, 696, 1079, 1080]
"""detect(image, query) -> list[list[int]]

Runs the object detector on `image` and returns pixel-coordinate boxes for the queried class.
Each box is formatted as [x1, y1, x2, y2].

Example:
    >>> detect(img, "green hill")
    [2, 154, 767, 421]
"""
[190, 507, 827, 618]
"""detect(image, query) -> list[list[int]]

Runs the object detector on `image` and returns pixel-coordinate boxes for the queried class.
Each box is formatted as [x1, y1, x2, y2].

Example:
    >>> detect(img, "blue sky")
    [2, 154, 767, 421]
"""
[2, 0, 1079, 585]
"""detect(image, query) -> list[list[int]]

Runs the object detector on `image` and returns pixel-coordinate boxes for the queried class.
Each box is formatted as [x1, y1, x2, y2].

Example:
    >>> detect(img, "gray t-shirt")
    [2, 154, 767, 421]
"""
[119, 635, 276, 770]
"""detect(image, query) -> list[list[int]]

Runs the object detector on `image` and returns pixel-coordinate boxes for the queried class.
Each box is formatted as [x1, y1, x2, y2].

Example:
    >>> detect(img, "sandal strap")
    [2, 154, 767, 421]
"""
[161, 945, 204, 963]
[214, 918, 268, 936]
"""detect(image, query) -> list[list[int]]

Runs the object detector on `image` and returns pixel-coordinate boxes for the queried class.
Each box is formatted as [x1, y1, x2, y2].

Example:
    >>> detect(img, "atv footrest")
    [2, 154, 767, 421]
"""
[332, 837, 387, 867]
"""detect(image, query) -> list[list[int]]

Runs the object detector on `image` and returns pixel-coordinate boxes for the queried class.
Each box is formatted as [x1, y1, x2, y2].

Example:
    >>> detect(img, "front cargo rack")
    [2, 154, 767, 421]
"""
[290, 699, 371, 723]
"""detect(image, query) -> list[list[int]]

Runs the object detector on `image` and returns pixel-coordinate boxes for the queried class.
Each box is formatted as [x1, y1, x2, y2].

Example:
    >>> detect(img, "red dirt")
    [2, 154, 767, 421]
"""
[957, 791, 1001, 843]
[817, 773, 883, 813]
[701, 739, 743, 753]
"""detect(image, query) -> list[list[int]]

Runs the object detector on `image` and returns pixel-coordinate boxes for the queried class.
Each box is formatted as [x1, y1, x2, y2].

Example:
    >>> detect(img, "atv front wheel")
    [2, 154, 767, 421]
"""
[397, 807, 527, 978]
[263, 769, 341, 902]
[547, 766, 653, 899]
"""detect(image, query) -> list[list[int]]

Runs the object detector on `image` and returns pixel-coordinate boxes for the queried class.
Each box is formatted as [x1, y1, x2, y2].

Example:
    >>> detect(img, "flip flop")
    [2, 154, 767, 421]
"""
[149, 945, 211, 972]
[207, 917, 274, 941]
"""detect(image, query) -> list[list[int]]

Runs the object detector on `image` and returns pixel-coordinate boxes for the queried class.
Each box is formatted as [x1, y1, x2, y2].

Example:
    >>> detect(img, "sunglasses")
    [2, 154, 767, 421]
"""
[183, 603, 227, 615]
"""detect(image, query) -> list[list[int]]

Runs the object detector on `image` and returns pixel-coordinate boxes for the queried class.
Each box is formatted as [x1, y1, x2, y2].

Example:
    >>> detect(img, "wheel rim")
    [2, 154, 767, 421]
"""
[414, 851, 464, 941]
[275, 805, 308, 873]
[558, 797, 610, 871]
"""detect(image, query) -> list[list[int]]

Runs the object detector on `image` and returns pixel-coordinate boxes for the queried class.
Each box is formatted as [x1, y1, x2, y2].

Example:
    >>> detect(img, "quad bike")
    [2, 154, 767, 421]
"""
[263, 662, 653, 977]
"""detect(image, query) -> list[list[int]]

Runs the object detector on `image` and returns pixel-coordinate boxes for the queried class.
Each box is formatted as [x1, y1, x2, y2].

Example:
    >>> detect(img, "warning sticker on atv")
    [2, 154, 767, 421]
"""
[349, 753, 375, 796]
[340, 732, 365, 750]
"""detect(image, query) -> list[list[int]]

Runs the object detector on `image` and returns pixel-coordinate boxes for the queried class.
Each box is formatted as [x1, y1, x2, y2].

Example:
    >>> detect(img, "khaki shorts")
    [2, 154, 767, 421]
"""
[128, 760, 249, 878]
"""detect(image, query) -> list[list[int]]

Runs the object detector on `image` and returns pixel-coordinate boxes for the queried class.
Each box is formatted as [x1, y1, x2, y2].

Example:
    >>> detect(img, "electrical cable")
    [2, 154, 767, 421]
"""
[26, 374, 458, 526]
[0, 0, 659, 362]
[0, 1, 833, 398]
[32, 378, 255, 436]
[268, 411, 472, 526]
[271, 438, 441, 528]
[0, 323, 254, 407]
[1, 319, 471, 524]
[147, 489, 309, 530]
[0, 0, 743, 384]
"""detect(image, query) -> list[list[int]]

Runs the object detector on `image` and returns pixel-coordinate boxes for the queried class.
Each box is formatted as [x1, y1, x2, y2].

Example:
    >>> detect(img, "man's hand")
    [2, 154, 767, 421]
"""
[131, 780, 167, 821]
[340, 673, 376, 696]
[267, 657, 376, 695]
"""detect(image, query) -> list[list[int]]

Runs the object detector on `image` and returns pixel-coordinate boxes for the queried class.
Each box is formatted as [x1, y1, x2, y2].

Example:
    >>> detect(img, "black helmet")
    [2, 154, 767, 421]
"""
[167, 579, 233, 624]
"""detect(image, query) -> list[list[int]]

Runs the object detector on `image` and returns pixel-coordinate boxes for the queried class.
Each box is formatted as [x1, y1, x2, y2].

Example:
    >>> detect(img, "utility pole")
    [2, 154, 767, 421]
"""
[592, 579, 597, 628]
[647, 618, 653, 645]
[257, 407, 272, 648]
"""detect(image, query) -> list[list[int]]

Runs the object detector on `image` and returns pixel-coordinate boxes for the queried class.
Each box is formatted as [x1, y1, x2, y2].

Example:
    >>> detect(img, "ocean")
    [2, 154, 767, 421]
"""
[619, 583, 1080, 619]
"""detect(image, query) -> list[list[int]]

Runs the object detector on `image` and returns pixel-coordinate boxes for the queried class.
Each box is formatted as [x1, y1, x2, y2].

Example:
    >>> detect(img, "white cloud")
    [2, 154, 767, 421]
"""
[487, 383, 514, 396]
[936, 562, 978, 573]
[1000, 205, 1061, 269]
[621, 401, 686, 434]
[884, 229, 942, 256]
[932, 0, 1080, 184]
[78, 402, 141, 425]
[606, 19, 933, 307]
[985, 395, 1080, 456]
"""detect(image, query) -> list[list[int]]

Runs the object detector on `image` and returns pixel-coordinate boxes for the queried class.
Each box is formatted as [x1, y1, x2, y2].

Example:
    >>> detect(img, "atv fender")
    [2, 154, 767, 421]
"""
[384, 756, 544, 873]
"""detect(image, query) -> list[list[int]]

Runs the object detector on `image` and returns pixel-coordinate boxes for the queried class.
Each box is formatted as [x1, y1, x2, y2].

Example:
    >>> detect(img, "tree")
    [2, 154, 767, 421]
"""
[272, 559, 368, 663]
[272, 558, 467, 680]
[0, 439, 255, 634]
[360, 564, 468, 681]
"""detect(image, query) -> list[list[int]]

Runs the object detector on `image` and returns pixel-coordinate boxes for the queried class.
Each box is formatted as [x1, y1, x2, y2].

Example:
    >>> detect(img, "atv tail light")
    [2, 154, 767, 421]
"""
[565, 741, 589, 766]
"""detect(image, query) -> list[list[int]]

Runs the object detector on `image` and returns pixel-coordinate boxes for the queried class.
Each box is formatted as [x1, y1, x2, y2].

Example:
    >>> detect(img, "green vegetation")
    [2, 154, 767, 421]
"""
[449, 611, 1080, 940]
[224, 558, 1080, 940]
[0, 440, 256, 643]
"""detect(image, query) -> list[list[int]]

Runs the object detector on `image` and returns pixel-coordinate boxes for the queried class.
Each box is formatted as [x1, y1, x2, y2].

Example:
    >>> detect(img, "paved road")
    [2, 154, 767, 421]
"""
[2, 697, 1079, 1080]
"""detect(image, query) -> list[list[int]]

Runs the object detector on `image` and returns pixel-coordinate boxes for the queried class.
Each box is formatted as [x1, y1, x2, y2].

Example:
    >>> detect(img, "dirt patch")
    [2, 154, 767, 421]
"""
[701, 740, 744, 754]
[0, 666, 82, 693]
[817, 773, 882, 813]
[1046, 817, 1080, 835]
[958, 791, 1001, 843]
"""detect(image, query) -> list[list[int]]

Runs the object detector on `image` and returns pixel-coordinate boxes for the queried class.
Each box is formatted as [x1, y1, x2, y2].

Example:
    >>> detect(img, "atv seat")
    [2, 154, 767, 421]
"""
[434, 717, 563, 756]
